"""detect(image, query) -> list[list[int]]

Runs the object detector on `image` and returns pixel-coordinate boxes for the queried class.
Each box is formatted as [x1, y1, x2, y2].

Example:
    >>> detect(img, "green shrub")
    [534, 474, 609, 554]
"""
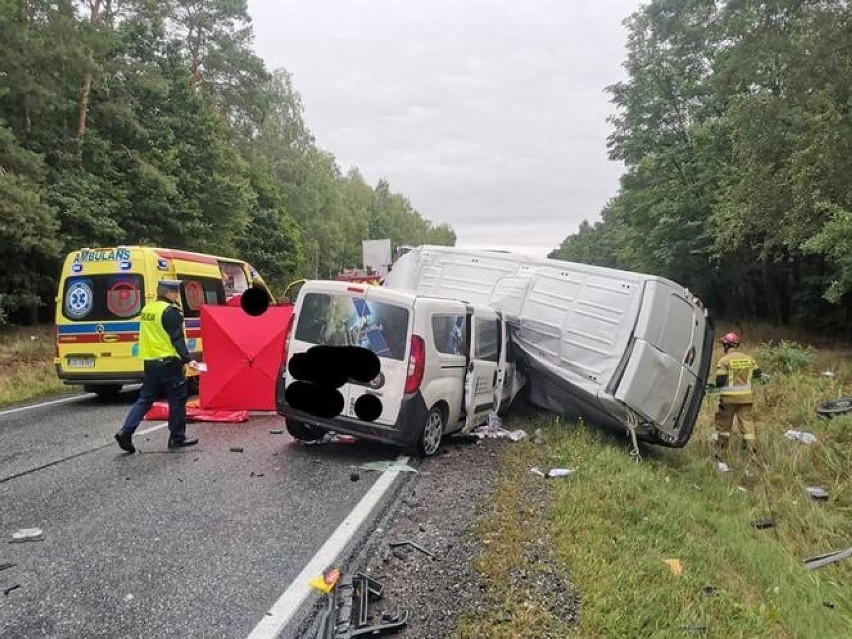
[753, 340, 813, 374]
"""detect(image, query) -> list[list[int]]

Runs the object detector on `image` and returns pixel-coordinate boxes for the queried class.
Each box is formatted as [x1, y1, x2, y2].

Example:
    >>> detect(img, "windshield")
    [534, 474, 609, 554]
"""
[295, 292, 409, 360]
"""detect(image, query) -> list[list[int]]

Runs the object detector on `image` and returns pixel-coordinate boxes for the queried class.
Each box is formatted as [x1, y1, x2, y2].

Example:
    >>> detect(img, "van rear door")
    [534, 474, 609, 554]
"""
[614, 281, 703, 440]
[288, 283, 411, 426]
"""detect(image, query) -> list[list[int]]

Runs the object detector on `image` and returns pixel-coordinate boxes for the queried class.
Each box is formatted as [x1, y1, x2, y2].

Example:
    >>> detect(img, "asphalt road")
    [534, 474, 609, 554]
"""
[0, 391, 403, 639]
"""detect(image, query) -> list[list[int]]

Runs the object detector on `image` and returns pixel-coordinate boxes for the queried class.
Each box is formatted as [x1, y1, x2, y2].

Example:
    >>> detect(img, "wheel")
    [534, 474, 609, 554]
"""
[816, 398, 852, 419]
[285, 419, 324, 441]
[415, 406, 445, 457]
[84, 384, 123, 400]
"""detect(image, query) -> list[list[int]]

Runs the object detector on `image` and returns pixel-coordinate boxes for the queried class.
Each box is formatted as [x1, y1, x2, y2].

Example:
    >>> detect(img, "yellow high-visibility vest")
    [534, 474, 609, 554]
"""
[715, 350, 757, 404]
[138, 300, 179, 360]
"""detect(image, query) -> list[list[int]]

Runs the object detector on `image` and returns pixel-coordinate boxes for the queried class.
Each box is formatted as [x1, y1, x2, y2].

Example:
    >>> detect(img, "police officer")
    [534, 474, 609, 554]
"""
[115, 280, 199, 453]
[712, 332, 763, 456]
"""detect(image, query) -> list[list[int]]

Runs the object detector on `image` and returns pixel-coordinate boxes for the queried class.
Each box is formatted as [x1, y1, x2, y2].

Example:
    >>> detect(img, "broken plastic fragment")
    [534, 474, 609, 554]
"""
[356, 461, 418, 473]
[784, 430, 817, 444]
[664, 558, 684, 576]
[806, 486, 829, 501]
[547, 468, 575, 478]
[529, 467, 546, 477]
[309, 566, 341, 594]
[715, 460, 731, 473]
[10, 528, 43, 543]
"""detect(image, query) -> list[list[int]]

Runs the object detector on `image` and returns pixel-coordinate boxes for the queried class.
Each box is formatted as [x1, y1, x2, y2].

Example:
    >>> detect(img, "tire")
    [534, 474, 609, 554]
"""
[816, 398, 852, 419]
[285, 419, 324, 441]
[84, 384, 123, 400]
[414, 406, 445, 458]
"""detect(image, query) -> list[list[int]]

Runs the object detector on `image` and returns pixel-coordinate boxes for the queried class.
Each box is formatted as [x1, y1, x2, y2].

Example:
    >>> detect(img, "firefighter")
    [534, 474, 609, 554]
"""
[712, 332, 763, 456]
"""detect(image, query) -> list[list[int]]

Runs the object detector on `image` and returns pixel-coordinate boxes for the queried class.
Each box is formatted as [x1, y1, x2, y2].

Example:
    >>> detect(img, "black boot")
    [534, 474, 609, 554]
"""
[115, 432, 135, 453]
[168, 437, 199, 449]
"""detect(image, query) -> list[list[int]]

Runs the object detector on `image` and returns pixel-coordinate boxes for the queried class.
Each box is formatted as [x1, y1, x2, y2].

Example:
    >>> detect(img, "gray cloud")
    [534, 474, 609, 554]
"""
[247, 0, 639, 257]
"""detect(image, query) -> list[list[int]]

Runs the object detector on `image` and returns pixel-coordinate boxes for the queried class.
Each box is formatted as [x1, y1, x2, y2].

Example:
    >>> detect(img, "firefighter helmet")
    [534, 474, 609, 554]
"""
[720, 332, 741, 348]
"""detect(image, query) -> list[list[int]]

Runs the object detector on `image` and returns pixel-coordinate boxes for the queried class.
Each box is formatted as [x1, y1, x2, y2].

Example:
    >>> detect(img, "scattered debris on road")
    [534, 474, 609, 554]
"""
[309, 566, 342, 595]
[349, 472, 360, 482]
[3, 583, 21, 595]
[806, 486, 829, 501]
[315, 572, 408, 639]
[249, 472, 265, 478]
[664, 558, 684, 576]
[269, 429, 284, 435]
[473, 413, 527, 442]
[356, 461, 418, 474]
[9, 528, 43, 543]
[229, 446, 244, 453]
[0, 562, 16, 572]
[388, 540, 437, 560]
[784, 430, 818, 444]
[530, 466, 576, 479]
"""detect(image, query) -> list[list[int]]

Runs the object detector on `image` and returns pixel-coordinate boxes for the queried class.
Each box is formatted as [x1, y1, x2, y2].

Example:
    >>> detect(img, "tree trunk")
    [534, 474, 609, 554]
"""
[75, 0, 102, 159]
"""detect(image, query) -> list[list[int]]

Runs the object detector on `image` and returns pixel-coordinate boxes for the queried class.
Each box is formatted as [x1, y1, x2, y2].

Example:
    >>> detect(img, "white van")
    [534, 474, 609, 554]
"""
[275, 280, 524, 456]
[383, 246, 714, 448]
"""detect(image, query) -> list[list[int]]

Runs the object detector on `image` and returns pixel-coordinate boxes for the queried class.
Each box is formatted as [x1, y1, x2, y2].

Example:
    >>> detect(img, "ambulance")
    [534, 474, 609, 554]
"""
[54, 246, 270, 398]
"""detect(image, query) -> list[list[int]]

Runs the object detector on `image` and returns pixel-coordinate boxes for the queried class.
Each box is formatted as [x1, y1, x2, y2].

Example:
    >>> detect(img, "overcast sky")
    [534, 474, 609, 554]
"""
[246, 0, 641, 258]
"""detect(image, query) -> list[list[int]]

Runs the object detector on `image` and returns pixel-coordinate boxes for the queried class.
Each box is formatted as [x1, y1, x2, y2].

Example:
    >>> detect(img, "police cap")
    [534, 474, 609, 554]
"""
[157, 279, 182, 290]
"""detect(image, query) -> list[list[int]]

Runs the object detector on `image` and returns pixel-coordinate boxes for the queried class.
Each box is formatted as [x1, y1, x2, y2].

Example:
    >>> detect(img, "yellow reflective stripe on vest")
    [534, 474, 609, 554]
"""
[138, 300, 179, 360]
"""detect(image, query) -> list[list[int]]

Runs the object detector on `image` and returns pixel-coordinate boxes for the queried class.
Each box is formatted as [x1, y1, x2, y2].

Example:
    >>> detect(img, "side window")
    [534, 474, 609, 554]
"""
[218, 261, 250, 298]
[178, 277, 225, 318]
[431, 314, 466, 356]
[475, 317, 499, 362]
[62, 274, 144, 322]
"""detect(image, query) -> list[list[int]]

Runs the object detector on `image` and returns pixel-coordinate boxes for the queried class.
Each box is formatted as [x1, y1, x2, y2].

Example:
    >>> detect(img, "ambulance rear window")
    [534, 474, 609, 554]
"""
[62, 274, 144, 322]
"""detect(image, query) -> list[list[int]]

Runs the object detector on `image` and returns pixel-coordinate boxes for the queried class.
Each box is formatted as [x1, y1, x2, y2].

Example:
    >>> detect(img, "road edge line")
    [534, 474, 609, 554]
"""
[245, 455, 410, 639]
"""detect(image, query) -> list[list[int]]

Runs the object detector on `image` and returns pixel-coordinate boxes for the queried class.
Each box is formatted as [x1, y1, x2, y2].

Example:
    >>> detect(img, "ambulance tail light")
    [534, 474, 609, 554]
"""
[405, 335, 425, 394]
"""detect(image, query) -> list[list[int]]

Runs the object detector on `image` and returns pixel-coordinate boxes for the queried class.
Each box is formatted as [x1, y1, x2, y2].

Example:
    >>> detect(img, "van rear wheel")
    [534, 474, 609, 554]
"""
[84, 384, 123, 400]
[415, 406, 445, 457]
[286, 419, 324, 441]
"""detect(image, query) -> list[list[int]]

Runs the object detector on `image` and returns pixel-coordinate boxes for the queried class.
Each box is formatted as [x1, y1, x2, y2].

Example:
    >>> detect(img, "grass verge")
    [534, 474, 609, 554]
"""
[0, 325, 67, 407]
[455, 331, 852, 639]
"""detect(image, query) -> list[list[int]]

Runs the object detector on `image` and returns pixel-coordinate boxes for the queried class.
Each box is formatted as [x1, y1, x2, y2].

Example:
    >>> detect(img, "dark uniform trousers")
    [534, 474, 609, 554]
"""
[119, 358, 189, 442]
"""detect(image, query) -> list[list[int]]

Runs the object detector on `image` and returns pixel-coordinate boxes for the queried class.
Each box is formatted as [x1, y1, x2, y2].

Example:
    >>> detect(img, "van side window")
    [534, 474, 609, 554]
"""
[475, 317, 500, 362]
[431, 314, 466, 356]
[178, 277, 225, 318]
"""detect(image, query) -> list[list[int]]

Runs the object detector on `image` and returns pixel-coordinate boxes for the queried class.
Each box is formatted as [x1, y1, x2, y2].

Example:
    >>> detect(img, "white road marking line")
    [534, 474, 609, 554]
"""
[0, 394, 88, 417]
[0, 384, 142, 418]
[137, 422, 169, 436]
[245, 455, 410, 639]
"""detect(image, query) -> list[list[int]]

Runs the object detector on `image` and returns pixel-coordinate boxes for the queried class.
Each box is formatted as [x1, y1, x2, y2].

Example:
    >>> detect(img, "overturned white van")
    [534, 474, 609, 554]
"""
[383, 246, 714, 447]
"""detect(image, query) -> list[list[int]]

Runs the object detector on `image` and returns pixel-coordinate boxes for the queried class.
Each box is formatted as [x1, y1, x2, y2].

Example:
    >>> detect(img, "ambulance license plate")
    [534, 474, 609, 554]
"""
[67, 356, 95, 368]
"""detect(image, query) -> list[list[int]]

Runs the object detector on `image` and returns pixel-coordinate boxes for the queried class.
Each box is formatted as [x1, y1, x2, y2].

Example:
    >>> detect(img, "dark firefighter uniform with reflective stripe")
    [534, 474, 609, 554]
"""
[713, 350, 762, 452]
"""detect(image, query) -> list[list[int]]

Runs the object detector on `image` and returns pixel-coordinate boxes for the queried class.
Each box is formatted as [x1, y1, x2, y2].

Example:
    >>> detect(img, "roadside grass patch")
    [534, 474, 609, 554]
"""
[459, 330, 851, 638]
[0, 325, 67, 406]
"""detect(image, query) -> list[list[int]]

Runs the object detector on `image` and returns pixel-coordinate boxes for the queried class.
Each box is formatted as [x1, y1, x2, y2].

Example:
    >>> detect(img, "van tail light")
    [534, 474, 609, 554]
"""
[283, 313, 295, 359]
[405, 335, 425, 394]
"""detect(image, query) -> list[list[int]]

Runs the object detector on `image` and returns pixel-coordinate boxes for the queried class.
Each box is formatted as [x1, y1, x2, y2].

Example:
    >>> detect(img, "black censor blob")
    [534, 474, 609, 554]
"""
[240, 286, 270, 316]
[287, 345, 383, 421]
[354, 394, 382, 422]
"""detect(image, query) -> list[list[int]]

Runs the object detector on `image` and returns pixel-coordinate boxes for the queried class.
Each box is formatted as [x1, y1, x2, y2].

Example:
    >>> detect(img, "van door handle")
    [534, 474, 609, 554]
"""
[103, 334, 119, 343]
[467, 362, 474, 373]
[493, 370, 498, 386]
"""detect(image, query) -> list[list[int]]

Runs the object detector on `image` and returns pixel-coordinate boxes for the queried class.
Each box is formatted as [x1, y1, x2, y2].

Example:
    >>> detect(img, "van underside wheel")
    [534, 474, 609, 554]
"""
[84, 384, 122, 400]
[416, 406, 445, 457]
[286, 419, 324, 441]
